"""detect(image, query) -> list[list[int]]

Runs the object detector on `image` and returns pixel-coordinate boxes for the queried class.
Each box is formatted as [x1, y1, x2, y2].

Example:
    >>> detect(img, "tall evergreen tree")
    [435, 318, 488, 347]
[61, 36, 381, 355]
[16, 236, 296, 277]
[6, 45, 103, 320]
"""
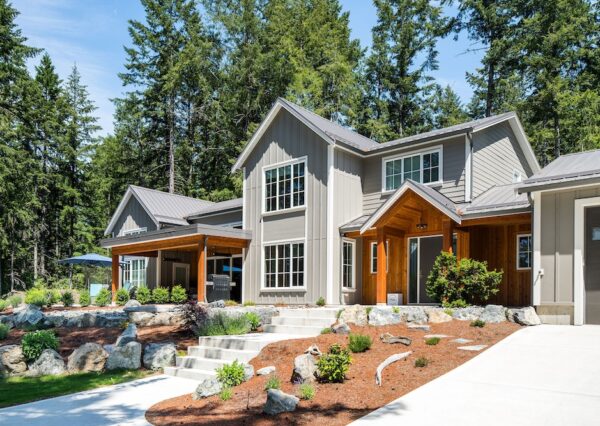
[428, 84, 468, 128]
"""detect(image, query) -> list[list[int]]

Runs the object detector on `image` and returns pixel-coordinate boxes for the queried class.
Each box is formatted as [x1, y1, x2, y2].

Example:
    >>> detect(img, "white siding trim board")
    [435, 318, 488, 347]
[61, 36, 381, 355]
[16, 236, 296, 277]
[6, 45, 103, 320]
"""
[326, 144, 335, 304]
[464, 134, 472, 202]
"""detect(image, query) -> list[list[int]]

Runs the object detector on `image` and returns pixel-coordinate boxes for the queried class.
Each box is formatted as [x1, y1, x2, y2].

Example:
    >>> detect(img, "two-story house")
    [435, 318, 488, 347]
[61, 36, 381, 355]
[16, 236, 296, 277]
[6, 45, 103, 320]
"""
[102, 97, 593, 325]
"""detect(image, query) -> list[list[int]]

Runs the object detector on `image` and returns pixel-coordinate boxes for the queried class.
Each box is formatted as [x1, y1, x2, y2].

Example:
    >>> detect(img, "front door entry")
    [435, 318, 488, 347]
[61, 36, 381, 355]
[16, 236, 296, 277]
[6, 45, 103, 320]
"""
[584, 206, 600, 324]
[408, 236, 442, 304]
[172, 263, 190, 288]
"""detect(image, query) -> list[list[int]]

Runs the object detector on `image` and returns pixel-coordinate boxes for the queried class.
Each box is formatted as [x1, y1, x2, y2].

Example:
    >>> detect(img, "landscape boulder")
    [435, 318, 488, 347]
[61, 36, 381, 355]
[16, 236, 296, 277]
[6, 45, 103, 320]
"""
[380, 333, 411, 346]
[128, 312, 155, 326]
[398, 306, 428, 323]
[508, 307, 541, 326]
[332, 322, 350, 334]
[143, 342, 177, 370]
[478, 305, 507, 323]
[451, 306, 484, 321]
[13, 304, 46, 329]
[0, 315, 14, 328]
[124, 299, 141, 309]
[0, 345, 27, 375]
[368, 307, 402, 326]
[27, 349, 65, 377]
[263, 389, 299, 415]
[243, 363, 255, 381]
[338, 305, 368, 326]
[291, 353, 317, 384]
[257, 366, 276, 376]
[115, 323, 138, 347]
[426, 309, 453, 323]
[45, 310, 127, 328]
[67, 343, 109, 372]
[106, 341, 142, 370]
[192, 377, 222, 399]
[305, 345, 322, 356]
[209, 300, 225, 308]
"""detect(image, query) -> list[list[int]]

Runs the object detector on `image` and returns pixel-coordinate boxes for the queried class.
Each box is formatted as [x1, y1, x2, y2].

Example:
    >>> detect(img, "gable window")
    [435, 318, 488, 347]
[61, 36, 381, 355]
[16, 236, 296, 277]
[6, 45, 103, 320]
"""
[122, 227, 147, 237]
[383, 148, 441, 191]
[264, 160, 305, 212]
[342, 239, 355, 289]
[517, 234, 532, 269]
[264, 241, 304, 288]
[123, 257, 147, 287]
[370, 241, 389, 274]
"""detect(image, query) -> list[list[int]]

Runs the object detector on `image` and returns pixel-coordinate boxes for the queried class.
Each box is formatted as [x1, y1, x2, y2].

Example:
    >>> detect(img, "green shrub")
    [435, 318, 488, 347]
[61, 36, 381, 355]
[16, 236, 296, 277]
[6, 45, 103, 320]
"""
[115, 288, 130, 306]
[135, 286, 152, 304]
[316, 297, 325, 307]
[8, 294, 22, 308]
[79, 291, 91, 307]
[170, 285, 187, 304]
[95, 288, 111, 307]
[298, 383, 315, 400]
[61, 290, 74, 307]
[242, 300, 256, 307]
[348, 334, 372, 353]
[366, 306, 373, 316]
[197, 313, 251, 336]
[0, 299, 7, 312]
[45, 289, 60, 307]
[470, 319, 486, 328]
[225, 299, 238, 307]
[425, 337, 440, 346]
[426, 251, 502, 306]
[392, 306, 400, 314]
[444, 299, 469, 308]
[219, 387, 232, 401]
[264, 375, 281, 391]
[25, 288, 47, 307]
[152, 287, 170, 304]
[0, 323, 9, 340]
[443, 308, 454, 316]
[244, 312, 261, 331]
[21, 330, 59, 362]
[320, 327, 332, 335]
[317, 344, 352, 383]
[414, 357, 429, 368]
[216, 360, 246, 387]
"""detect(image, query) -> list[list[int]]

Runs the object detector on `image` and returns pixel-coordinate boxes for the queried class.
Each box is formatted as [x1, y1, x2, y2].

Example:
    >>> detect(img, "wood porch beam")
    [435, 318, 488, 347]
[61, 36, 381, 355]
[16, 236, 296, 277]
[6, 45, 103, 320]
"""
[111, 254, 119, 302]
[442, 219, 455, 253]
[376, 228, 387, 305]
[383, 226, 405, 239]
[460, 213, 531, 227]
[197, 238, 206, 302]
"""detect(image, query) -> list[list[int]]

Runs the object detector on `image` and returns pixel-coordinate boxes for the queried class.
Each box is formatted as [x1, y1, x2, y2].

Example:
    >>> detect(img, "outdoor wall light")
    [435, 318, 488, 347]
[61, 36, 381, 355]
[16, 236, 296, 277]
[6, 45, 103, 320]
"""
[416, 223, 428, 230]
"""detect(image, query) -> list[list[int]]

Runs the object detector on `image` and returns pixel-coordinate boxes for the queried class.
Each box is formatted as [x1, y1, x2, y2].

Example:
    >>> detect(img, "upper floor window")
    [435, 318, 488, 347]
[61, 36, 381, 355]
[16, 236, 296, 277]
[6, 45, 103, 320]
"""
[264, 160, 305, 212]
[383, 148, 441, 192]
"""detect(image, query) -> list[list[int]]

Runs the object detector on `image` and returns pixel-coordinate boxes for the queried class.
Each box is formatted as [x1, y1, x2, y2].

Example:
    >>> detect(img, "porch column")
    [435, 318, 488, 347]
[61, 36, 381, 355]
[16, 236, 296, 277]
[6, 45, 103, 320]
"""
[442, 219, 455, 254]
[197, 237, 206, 302]
[111, 254, 119, 301]
[376, 228, 387, 305]
[456, 228, 470, 260]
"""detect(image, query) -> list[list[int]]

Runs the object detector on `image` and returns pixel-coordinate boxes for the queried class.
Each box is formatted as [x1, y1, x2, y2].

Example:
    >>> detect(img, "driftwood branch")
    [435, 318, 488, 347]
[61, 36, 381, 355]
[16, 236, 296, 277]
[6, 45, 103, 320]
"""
[375, 352, 412, 386]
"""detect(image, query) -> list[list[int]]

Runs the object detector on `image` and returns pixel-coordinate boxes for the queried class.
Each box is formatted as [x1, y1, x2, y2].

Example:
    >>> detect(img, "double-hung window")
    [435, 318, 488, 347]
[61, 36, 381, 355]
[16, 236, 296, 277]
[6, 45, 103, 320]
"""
[517, 234, 532, 269]
[264, 241, 305, 288]
[383, 149, 441, 191]
[342, 240, 355, 289]
[264, 160, 305, 212]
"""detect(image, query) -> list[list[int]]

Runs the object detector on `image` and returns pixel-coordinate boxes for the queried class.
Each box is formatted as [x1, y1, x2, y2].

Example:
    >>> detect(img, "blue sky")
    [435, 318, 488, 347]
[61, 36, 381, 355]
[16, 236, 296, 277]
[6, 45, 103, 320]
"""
[14, 0, 483, 136]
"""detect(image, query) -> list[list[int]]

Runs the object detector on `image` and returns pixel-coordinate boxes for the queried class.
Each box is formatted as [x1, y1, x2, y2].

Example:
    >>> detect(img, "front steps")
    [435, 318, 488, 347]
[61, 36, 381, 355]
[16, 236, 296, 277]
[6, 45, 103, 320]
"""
[165, 307, 338, 381]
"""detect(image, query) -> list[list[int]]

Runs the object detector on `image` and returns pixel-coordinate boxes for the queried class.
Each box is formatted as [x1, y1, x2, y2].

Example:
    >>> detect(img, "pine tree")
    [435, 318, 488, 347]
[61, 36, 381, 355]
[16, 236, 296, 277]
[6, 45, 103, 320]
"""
[428, 85, 468, 128]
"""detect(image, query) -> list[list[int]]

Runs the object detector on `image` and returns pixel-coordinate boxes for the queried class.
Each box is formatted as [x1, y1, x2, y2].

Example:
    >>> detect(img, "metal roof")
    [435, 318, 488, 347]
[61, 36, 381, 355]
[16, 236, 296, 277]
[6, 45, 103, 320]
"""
[187, 198, 243, 219]
[130, 186, 214, 225]
[518, 149, 600, 192]
[462, 183, 530, 216]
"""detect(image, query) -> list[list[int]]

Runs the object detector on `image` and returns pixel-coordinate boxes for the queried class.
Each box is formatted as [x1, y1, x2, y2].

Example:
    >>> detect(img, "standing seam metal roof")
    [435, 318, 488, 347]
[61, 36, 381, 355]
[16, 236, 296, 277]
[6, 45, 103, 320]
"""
[130, 185, 214, 224]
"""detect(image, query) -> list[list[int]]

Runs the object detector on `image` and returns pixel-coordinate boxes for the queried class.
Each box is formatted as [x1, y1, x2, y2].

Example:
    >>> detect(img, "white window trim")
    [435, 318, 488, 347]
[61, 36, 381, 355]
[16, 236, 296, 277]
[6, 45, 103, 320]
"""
[381, 145, 443, 193]
[172, 262, 190, 287]
[260, 238, 307, 291]
[123, 256, 147, 287]
[341, 238, 356, 290]
[516, 233, 532, 270]
[121, 227, 147, 237]
[370, 241, 389, 274]
[261, 156, 307, 216]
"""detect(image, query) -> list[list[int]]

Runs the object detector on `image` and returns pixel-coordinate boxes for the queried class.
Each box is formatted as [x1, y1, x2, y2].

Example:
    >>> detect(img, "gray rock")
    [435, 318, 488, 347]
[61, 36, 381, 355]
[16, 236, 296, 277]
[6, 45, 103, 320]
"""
[291, 353, 317, 384]
[380, 333, 411, 346]
[452, 338, 472, 344]
[458, 344, 488, 351]
[305, 345, 322, 356]
[68, 343, 108, 372]
[257, 366, 276, 376]
[368, 307, 402, 326]
[400, 306, 429, 324]
[332, 323, 350, 334]
[143, 343, 176, 370]
[27, 349, 65, 377]
[339, 305, 368, 326]
[128, 311, 155, 326]
[146, 311, 186, 327]
[209, 300, 225, 308]
[508, 307, 541, 326]
[426, 309, 453, 323]
[243, 363, 254, 381]
[478, 305, 507, 323]
[0, 345, 27, 375]
[115, 323, 137, 347]
[192, 377, 222, 399]
[407, 324, 430, 331]
[45, 310, 128, 328]
[452, 306, 484, 321]
[124, 299, 141, 308]
[423, 334, 450, 339]
[13, 304, 45, 329]
[0, 315, 14, 328]
[263, 389, 299, 415]
[106, 341, 142, 370]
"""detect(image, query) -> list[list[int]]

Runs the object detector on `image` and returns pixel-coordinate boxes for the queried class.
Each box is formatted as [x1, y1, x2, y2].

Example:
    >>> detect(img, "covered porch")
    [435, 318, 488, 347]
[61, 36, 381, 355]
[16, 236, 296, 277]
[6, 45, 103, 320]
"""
[101, 224, 251, 302]
[344, 181, 531, 306]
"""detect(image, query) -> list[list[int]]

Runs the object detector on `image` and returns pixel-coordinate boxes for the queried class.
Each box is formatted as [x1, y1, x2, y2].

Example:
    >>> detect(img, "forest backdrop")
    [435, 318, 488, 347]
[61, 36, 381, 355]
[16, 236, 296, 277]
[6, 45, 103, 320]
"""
[1, 0, 599, 292]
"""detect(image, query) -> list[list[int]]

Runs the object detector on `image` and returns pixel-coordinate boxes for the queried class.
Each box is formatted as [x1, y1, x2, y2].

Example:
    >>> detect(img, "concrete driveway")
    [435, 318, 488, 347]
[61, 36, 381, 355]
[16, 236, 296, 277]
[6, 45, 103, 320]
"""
[353, 325, 600, 426]
[0, 374, 198, 425]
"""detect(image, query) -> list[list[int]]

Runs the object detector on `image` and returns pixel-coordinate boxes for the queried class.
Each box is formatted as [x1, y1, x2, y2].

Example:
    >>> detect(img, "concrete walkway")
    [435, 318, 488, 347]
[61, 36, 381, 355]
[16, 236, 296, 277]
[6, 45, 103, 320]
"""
[0, 374, 198, 426]
[352, 325, 600, 426]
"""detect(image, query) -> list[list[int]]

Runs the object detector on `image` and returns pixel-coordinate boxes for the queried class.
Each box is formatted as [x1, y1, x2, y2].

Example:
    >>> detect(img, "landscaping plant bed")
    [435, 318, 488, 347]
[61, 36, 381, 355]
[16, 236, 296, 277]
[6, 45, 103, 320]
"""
[146, 320, 520, 425]
[2, 325, 197, 360]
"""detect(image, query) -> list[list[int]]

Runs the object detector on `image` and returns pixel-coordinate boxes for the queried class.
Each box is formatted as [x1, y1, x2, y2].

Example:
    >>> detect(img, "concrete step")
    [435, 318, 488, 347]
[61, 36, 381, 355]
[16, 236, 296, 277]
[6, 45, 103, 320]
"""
[277, 308, 340, 319]
[176, 356, 232, 371]
[187, 346, 258, 362]
[197, 335, 265, 351]
[263, 324, 324, 336]
[163, 366, 216, 381]
[271, 316, 335, 327]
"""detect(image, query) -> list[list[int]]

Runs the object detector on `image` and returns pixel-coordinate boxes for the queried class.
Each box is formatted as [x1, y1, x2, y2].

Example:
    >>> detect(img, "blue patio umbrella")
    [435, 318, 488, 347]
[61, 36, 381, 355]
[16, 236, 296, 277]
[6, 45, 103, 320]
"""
[58, 253, 125, 289]
[222, 264, 242, 273]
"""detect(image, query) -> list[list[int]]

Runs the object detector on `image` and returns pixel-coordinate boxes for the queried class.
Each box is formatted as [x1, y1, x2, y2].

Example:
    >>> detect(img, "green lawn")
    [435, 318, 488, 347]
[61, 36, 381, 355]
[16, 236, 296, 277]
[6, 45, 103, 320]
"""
[0, 370, 153, 408]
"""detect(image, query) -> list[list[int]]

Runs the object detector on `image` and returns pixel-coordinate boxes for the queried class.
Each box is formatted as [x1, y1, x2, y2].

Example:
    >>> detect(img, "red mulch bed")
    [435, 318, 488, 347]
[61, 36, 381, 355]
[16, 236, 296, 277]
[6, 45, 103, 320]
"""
[146, 321, 520, 426]
[2, 325, 197, 360]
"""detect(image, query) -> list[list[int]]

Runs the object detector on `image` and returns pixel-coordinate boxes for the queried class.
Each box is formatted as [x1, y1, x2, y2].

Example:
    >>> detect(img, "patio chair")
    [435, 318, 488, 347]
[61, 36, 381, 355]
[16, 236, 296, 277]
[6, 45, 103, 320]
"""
[208, 274, 231, 302]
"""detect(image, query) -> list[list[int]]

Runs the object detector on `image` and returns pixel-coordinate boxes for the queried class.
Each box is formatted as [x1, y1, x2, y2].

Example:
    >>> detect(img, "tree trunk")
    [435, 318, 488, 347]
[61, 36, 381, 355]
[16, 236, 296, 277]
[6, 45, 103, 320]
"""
[33, 241, 38, 280]
[168, 95, 175, 194]
[553, 112, 561, 159]
[486, 59, 495, 117]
